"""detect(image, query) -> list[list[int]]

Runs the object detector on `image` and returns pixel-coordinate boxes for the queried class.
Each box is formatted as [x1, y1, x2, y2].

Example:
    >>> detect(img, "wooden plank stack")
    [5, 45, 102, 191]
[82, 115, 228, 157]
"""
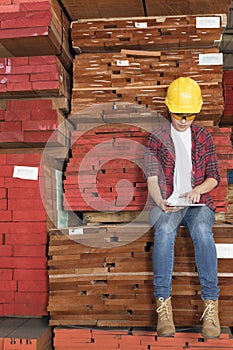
[145, 0, 232, 17]
[63, 122, 150, 212]
[66, 12, 233, 224]
[0, 0, 73, 320]
[0, 98, 71, 147]
[71, 48, 224, 123]
[53, 327, 233, 350]
[63, 106, 233, 221]
[60, 0, 233, 21]
[0, 56, 71, 99]
[0, 317, 52, 350]
[0, 0, 72, 72]
[0, 150, 49, 317]
[48, 223, 233, 328]
[71, 15, 225, 53]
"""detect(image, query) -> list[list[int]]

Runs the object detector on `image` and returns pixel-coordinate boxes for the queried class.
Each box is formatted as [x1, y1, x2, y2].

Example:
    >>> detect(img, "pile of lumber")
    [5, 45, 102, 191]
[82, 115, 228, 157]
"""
[0, 150, 50, 317]
[0, 0, 72, 72]
[48, 223, 233, 327]
[54, 327, 232, 350]
[219, 2, 233, 125]
[53, 327, 233, 350]
[71, 48, 224, 123]
[0, 0, 73, 318]
[222, 62, 233, 125]
[0, 98, 71, 147]
[63, 123, 150, 212]
[71, 14, 225, 123]
[66, 11, 233, 223]
[0, 56, 70, 99]
[60, 0, 233, 21]
[63, 105, 233, 221]
[71, 14, 225, 53]
[0, 317, 52, 350]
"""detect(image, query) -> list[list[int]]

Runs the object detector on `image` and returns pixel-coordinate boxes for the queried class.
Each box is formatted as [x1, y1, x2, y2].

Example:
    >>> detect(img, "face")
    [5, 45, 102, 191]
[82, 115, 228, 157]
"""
[170, 113, 196, 132]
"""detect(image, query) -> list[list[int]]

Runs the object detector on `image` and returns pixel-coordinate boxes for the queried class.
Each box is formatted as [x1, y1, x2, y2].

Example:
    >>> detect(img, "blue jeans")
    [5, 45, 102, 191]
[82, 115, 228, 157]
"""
[149, 205, 219, 301]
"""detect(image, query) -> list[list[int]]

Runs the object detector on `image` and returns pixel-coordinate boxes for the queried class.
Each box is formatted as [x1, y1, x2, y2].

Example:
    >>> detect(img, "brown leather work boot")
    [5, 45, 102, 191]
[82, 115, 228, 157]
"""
[200, 300, 221, 338]
[156, 297, 175, 337]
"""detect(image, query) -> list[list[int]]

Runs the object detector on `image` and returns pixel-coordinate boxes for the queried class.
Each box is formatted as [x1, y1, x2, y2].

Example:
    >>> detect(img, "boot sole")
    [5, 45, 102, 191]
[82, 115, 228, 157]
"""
[157, 331, 176, 337]
[201, 332, 221, 339]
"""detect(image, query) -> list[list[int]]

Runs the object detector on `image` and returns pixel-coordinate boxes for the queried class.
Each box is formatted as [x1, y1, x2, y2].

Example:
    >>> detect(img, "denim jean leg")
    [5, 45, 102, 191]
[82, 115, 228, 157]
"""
[150, 206, 184, 299]
[182, 206, 219, 300]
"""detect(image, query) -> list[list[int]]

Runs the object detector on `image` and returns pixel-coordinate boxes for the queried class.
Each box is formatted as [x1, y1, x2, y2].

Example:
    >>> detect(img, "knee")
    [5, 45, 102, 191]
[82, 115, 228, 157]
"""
[154, 227, 175, 246]
[192, 223, 214, 245]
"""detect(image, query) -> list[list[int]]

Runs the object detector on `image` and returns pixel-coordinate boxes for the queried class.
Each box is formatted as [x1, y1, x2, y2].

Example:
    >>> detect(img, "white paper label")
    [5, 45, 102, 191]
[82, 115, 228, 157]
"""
[199, 53, 223, 65]
[13, 166, 38, 180]
[69, 228, 84, 236]
[116, 60, 129, 67]
[216, 244, 233, 259]
[135, 22, 148, 28]
[196, 16, 220, 29]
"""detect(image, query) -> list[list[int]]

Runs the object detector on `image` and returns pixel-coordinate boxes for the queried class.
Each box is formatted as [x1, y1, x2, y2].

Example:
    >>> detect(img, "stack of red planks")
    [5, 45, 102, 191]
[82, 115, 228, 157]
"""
[0, 56, 71, 99]
[0, 317, 52, 350]
[63, 123, 150, 212]
[0, 0, 72, 72]
[0, 0, 73, 319]
[63, 102, 233, 220]
[0, 98, 71, 147]
[0, 150, 49, 317]
[53, 327, 233, 350]
[223, 70, 233, 124]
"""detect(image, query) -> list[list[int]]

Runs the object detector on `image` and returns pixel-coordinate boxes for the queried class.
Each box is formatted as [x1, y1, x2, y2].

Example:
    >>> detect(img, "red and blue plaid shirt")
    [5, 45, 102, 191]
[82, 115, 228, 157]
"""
[144, 124, 220, 211]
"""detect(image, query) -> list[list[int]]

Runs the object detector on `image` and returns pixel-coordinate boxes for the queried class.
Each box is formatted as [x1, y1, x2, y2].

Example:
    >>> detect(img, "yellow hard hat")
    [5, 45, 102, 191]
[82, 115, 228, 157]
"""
[165, 77, 203, 113]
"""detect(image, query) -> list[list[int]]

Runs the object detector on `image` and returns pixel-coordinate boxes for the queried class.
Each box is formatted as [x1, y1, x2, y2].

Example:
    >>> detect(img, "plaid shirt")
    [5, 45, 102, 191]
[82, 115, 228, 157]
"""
[144, 124, 220, 211]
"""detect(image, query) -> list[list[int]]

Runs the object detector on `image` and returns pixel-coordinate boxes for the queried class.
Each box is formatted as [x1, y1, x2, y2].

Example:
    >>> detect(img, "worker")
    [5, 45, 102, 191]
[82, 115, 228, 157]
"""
[144, 77, 221, 338]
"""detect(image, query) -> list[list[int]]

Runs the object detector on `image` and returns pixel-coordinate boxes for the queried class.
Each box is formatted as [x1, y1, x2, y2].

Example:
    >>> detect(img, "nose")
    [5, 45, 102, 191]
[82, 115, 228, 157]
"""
[181, 118, 187, 123]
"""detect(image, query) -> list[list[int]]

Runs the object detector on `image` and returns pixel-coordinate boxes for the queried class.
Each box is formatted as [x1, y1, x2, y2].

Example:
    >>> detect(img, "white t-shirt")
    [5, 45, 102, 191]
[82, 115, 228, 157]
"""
[167, 124, 192, 205]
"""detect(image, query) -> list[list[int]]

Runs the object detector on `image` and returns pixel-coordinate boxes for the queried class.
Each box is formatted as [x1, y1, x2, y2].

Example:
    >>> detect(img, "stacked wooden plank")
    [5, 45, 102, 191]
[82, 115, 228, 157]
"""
[60, 0, 145, 21]
[54, 327, 232, 350]
[66, 12, 233, 223]
[48, 223, 233, 327]
[0, 150, 50, 317]
[219, 3, 233, 125]
[0, 98, 72, 147]
[208, 127, 233, 220]
[71, 15, 225, 53]
[0, 56, 70, 99]
[53, 327, 233, 350]
[71, 48, 224, 123]
[222, 69, 233, 125]
[144, 0, 232, 17]
[63, 108, 233, 221]
[0, 0, 72, 72]
[0, 0, 73, 318]
[63, 123, 150, 212]
[0, 317, 52, 350]
[60, 0, 233, 21]
[71, 15, 226, 125]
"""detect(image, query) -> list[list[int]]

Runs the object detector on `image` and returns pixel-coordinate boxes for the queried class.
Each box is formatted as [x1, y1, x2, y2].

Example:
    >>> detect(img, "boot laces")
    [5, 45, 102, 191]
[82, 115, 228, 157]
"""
[200, 301, 217, 325]
[156, 297, 171, 321]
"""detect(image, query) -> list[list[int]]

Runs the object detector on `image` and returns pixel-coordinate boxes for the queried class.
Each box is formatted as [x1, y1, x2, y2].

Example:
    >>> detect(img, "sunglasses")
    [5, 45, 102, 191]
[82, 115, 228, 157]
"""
[171, 113, 196, 121]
